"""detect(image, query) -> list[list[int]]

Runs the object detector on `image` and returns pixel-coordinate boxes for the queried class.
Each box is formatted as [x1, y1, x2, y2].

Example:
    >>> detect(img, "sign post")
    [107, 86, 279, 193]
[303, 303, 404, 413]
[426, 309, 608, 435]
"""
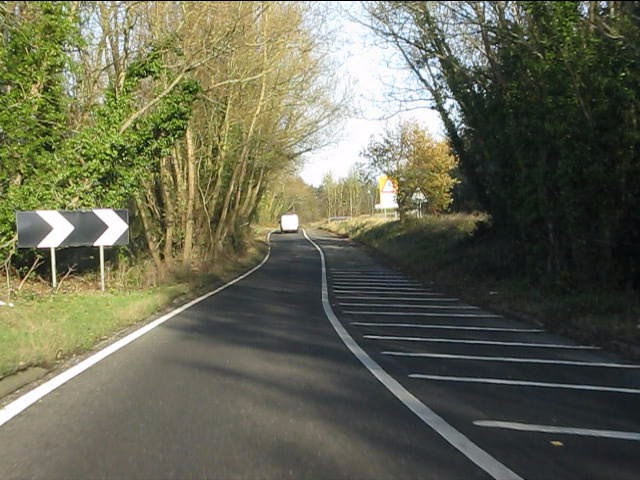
[16, 209, 129, 291]
[50, 247, 57, 289]
[99, 245, 105, 292]
[412, 189, 427, 218]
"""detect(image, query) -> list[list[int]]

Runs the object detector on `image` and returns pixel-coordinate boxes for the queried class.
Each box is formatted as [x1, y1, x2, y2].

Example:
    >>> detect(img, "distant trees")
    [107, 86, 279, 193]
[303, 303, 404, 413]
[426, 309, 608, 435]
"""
[365, 1, 640, 288]
[317, 165, 376, 219]
[361, 120, 458, 216]
[0, 1, 345, 279]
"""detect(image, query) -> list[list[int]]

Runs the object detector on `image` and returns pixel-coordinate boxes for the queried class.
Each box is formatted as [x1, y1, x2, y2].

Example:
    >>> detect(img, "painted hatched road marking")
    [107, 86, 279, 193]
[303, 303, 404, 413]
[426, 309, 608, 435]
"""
[353, 323, 543, 333]
[410, 374, 640, 394]
[336, 295, 460, 301]
[364, 335, 598, 349]
[334, 286, 431, 292]
[473, 421, 640, 441]
[349, 311, 503, 318]
[334, 290, 444, 296]
[382, 352, 639, 368]
[306, 231, 524, 480]
[341, 303, 479, 310]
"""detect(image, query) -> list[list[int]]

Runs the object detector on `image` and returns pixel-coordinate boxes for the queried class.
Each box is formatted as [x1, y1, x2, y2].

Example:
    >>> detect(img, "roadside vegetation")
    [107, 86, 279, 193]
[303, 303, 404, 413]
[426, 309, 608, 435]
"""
[0, 236, 268, 380]
[1, 1, 639, 383]
[319, 214, 640, 359]
[0, 1, 343, 384]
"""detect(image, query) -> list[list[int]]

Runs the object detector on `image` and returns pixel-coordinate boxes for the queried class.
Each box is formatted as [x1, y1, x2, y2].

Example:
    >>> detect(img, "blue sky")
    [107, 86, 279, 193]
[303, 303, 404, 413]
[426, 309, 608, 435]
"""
[299, 2, 444, 187]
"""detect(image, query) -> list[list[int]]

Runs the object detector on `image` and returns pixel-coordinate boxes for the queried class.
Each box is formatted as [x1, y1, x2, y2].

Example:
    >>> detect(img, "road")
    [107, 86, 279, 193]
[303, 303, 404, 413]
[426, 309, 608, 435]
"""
[0, 229, 639, 479]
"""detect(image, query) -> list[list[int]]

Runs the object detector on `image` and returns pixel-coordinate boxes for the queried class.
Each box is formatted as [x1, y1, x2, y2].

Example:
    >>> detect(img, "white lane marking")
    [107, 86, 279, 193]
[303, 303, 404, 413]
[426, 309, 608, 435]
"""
[410, 374, 640, 394]
[333, 284, 424, 289]
[331, 269, 398, 273]
[303, 229, 524, 480]
[335, 290, 444, 296]
[341, 303, 479, 310]
[331, 278, 422, 285]
[0, 232, 276, 428]
[349, 311, 503, 318]
[354, 323, 543, 333]
[334, 286, 431, 292]
[331, 275, 408, 279]
[364, 335, 599, 349]
[382, 352, 640, 368]
[473, 421, 640, 441]
[337, 295, 460, 302]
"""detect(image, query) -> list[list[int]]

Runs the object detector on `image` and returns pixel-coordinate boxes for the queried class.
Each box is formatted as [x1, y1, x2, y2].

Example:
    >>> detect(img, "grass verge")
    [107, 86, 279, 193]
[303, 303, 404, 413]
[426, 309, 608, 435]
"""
[318, 214, 640, 360]
[0, 233, 269, 381]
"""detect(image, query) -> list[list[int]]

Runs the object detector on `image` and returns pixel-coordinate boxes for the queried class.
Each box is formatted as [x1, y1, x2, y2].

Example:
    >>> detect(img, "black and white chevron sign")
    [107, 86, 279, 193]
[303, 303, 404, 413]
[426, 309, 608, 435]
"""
[16, 209, 129, 249]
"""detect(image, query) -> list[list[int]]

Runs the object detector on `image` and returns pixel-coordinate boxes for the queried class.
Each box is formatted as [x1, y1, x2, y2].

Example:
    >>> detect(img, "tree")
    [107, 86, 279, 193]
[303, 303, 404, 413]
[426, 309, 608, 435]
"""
[364, 1, 640, 288]
[361, 120, 458, 216]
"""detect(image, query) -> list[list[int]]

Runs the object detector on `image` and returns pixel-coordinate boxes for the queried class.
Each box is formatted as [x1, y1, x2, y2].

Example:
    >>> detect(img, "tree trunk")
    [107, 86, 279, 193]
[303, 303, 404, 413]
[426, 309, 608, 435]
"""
[182, 124, 196, 267]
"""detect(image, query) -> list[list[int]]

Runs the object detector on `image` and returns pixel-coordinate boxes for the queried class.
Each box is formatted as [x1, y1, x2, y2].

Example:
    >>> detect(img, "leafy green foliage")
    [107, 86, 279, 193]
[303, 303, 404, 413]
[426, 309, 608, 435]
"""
[0, 3, 200, 263]
[369, 1, 640, 289]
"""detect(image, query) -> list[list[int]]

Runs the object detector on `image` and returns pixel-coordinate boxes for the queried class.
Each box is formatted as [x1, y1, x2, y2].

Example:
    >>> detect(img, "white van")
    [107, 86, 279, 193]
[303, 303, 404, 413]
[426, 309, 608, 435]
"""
[279, 213, 299, 233]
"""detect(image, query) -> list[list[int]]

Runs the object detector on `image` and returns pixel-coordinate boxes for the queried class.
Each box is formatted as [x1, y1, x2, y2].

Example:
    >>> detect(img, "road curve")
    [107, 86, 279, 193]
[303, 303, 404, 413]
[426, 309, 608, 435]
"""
[0, 229, 490, 480]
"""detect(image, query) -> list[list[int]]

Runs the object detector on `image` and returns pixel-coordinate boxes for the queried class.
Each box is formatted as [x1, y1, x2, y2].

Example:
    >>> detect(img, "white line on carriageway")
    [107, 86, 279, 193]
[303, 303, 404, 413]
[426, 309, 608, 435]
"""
[331, 274, 411, 279]
[334, 290, 444, 296]
[336, 295, 460, 302]
[364, 335, 599, 349]
[353, 323, 543, 333]
[303, 230, 524, 480]
[410, 374, 640, 394]
[334, 286, 430, 292]
[473, 421, 640, 441]
[382, 352, 640, 368]
[332, 281, 423, 286]
[341, 303, 479, 310]
[349, 311, 503, 318]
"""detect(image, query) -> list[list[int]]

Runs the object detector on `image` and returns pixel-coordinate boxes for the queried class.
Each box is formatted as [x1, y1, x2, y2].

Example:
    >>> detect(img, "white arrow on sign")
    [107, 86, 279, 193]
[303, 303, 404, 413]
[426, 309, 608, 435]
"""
[93, 209, 128, 246]
[36, 210, 75, 248]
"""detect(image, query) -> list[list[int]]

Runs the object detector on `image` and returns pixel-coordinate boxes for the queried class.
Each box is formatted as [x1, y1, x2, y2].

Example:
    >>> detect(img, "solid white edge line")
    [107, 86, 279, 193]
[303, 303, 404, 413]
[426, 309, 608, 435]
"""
[410, 374, 640, 394]
[0, 231, 276, 428]
[302, 229, 523, 480]
[473, 421, 640, 441]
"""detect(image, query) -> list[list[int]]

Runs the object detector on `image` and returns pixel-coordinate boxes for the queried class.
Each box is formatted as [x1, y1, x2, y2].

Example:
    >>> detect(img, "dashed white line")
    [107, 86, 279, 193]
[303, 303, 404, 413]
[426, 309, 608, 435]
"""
[382, 352, 639, 368]
[473, 421, 640, 441]
[364, 335, 599, 349]
[409, 374, 640, 394]
[353, 323, 543, 333]
[305, 230, 523, 480]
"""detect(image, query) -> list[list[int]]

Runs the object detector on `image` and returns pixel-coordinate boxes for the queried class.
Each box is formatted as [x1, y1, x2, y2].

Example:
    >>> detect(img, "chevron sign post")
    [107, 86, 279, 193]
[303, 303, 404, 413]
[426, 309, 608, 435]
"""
[16, 209, 129, 291]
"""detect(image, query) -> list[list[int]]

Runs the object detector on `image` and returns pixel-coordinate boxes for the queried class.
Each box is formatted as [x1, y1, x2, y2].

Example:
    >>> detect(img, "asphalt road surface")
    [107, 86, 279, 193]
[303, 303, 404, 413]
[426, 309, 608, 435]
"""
[0, 228, 639, 479]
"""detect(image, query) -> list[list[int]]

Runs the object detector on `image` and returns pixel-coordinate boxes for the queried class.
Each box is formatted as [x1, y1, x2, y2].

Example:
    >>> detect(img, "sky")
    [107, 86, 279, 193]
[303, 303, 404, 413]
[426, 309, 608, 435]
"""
[299, 2, 444, 187]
